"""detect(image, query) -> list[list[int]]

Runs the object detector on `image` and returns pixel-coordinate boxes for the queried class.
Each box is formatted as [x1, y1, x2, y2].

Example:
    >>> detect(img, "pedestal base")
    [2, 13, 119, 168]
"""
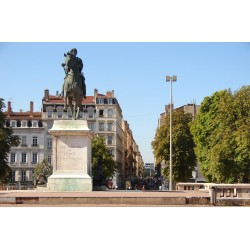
[47, 174, 92, 192]
[47, 120, 93, 192]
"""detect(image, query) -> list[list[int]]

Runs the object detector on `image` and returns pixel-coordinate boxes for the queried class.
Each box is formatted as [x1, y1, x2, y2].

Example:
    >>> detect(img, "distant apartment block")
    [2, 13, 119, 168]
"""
[122, 120, 144, 179]
[157, 103, 204, 182]
[158, 103, 200, 127]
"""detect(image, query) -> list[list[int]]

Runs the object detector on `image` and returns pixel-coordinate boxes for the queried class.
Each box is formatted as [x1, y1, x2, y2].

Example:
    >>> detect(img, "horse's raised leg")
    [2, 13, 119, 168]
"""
[64, 96, 67, 112]
[63, 82, 68, 111]
[68, 97, 74, 119]
[63, 88, 68, 112]
[75, 96, 82, 119]
[76, 105, 80, 120]
[73, 104, 77, 120]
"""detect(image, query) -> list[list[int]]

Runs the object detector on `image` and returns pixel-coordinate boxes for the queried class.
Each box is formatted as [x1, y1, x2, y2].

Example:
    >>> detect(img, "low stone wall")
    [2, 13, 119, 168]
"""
[177, 183, 250, 206]
[210, 184, 250, 199]
[176, 182, 209, 191]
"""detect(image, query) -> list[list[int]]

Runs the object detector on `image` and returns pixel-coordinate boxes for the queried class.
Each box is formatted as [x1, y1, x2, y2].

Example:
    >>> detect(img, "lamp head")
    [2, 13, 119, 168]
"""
[166, 75, 177, 82]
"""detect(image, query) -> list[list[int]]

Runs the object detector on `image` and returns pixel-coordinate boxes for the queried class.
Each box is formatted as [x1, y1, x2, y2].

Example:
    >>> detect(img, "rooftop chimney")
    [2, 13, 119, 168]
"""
[106, 90, 115, 98]
[44, 89, 49, 101]
[30, 101, 34, 117]
[7, 101, 11, 117]
[94, 89, 98, 101]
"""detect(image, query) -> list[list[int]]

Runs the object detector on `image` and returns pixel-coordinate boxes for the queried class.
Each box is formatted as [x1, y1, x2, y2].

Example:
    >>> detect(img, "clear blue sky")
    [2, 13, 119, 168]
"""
[1, 42, 250, 163]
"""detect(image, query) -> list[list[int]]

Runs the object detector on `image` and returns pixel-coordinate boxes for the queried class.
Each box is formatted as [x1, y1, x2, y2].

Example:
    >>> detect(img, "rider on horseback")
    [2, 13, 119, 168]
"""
[61, 48, 86, 98]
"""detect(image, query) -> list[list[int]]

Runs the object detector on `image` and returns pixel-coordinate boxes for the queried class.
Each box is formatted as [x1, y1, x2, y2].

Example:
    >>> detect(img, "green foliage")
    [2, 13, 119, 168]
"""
[152, 109, 196, 182]
[34, 159, 52, 186]
[91, 135, 117, 178]
[0, 99, 20, 184]
[191, 86, 250, 183]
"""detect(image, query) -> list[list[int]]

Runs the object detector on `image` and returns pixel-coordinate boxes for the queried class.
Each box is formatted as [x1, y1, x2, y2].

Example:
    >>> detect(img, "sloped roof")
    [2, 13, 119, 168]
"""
[4, 112, 42, 119]
[43, 95, 95, 104]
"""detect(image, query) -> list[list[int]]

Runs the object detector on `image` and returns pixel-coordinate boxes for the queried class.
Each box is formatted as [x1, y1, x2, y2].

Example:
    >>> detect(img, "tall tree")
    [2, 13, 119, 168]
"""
[191, 86, 250, 183]
[232, 86, 250, 182]
[0, 99, 20, 183]
[152, 109, 196, 182]
[91, 135, 117, 178]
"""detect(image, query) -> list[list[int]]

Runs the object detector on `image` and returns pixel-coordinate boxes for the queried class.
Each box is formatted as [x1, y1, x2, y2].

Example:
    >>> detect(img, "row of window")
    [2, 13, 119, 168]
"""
[97, 135, 114, 146]
[11, 170, 28, 182]
[97, 122, 114, 132]
[96, 98, 114, 105]
[98, 109, 113, 117]
[10, 170, 35, 182]
[12, 135, 52, 150]
[10, 153, 52, 165]
[20, 136, 39, 147]
[47, 122, 114, 132]
[10, 152, 39, 164]
[7, 109, 115, 124]
[7, 120, 42, 128]
[46, 108, 114, 119]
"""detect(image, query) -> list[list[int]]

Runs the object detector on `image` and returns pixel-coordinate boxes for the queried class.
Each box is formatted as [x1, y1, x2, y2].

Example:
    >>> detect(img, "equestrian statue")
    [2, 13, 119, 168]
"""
[61, 48, 86, 120]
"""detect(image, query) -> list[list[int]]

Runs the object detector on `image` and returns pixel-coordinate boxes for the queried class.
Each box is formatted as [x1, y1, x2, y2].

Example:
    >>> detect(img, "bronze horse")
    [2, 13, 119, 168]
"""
[62, 53, 84, 119]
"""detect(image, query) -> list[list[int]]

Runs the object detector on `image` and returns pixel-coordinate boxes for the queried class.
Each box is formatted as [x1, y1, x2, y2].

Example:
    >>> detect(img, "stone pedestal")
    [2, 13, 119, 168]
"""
[47, 120, 93, 192]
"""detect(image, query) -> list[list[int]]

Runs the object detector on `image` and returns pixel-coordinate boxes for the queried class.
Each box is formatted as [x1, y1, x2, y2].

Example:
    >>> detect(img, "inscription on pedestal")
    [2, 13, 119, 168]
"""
[56, 136, 87, 171]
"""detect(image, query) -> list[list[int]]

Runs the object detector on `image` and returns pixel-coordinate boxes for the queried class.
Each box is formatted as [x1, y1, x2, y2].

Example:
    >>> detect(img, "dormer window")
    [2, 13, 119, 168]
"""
[46, 107, 53, 118]
[11, 121, 16, 127]
[98, 99, 104, 104]
[27, 120, 32, 127]
[21, 121, 27, 127]
[38, 120, 43, 127]
[32, 121, 38, 127]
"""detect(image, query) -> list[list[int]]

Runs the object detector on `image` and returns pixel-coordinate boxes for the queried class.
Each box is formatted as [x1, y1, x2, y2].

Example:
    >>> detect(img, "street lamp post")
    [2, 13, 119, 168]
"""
[166, 75, 177, 191]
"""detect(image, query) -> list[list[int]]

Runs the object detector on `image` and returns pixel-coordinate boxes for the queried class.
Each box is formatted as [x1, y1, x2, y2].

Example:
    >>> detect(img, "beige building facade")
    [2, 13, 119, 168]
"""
[122, 120, 144, 180]
[4, 101, 44, 187]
